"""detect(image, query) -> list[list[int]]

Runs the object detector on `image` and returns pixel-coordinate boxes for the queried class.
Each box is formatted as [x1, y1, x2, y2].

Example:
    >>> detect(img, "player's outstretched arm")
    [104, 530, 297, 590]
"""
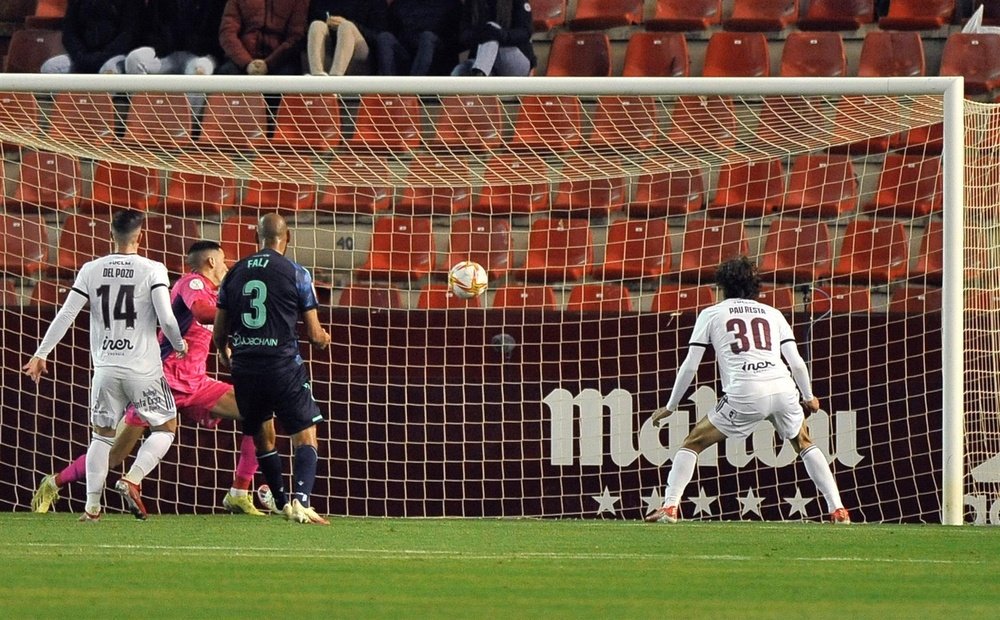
[23, 288, 88, 384]
[302, 309, 331, 350]
[22, 357, 47, 384]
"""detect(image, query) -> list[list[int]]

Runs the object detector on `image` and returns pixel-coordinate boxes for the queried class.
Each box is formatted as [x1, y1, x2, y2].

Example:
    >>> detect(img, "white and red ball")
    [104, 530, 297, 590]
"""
[448, 261, 488, 299]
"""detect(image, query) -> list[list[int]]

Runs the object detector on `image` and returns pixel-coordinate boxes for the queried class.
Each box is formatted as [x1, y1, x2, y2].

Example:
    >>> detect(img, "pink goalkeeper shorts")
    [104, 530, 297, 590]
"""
[124, 377, 231, 429]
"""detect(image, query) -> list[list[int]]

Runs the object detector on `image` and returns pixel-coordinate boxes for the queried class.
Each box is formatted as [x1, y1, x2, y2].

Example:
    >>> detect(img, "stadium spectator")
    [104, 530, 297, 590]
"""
[213, 213, 332, 525]
[22, 210, 188, 522]
[452, 0, 535, 77]
[644, 256, 852, 525]
[31, 241, 266, 517]
[305, 0, 388, 76]
[124, 0, 227, 76]
[216, 0, 308, 76]
[375, 0, 462, 76]
[40, 0, 143, 74]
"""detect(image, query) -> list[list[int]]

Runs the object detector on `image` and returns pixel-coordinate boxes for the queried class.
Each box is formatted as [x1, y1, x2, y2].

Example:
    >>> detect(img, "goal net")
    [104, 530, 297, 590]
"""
[0, 74, 986, 524]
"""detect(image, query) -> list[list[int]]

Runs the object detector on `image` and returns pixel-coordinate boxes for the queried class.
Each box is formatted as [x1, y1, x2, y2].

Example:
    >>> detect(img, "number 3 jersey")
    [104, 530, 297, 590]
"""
[687, 297, 799, 399]
[68, 253, 173, 374]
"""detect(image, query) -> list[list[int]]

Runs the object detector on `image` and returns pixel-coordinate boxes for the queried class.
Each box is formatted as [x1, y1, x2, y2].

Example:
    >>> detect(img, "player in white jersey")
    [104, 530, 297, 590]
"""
[645, 256, 851, 525]
[23, 210, 188, 521]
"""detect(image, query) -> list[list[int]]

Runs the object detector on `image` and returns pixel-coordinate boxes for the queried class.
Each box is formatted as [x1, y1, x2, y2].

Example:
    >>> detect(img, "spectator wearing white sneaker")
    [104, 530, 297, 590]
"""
[644, 256, 852, 525]
[451, 0, 535, 77]
[124, 0, 227, 76]
[305, 0, 387, 76]
[40, 0, 143, 74]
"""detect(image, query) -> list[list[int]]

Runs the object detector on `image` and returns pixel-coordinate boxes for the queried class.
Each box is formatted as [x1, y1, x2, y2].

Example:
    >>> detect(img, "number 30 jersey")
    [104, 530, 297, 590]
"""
[71, 253, 173, 374]
[688, 297, 798, 399]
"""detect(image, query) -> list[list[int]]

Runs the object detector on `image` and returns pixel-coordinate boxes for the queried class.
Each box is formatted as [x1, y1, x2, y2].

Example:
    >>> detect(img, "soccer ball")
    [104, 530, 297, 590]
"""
[448, 261, 488, 299]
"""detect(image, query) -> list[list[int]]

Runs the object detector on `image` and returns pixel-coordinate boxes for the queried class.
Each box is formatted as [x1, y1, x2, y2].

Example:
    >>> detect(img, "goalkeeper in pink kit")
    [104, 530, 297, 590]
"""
[32, 241, 265, 516]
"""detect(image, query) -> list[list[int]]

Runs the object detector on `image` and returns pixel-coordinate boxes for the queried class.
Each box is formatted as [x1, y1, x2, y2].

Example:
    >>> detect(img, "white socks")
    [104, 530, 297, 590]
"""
[85, 434, 114, 513]
[663, 448, 699, 507]
[124, 431, 174, 486]
[801, 445, 844, 513]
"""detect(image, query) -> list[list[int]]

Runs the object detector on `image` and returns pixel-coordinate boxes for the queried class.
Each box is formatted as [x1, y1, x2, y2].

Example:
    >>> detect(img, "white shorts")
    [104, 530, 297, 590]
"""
[90, 368, 177, 429]
[707, 391, 804, 441]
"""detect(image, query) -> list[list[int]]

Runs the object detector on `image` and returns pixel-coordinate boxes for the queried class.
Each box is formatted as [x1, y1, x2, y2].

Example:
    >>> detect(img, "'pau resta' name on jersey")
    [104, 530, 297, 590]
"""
[217, 248, 320, 373]
[71, 253, 172, 374]
[689, 297, 799, 398]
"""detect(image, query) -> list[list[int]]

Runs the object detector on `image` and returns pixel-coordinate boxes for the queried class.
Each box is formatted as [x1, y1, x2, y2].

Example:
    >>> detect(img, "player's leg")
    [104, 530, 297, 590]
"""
[646, 414, 727, 523]
[115, 376, 178, 520]
[82, 371, 130, 521]
[201, 386, 264, 516]
[790, 422, 850, 523]
[277, 366, 328, 525]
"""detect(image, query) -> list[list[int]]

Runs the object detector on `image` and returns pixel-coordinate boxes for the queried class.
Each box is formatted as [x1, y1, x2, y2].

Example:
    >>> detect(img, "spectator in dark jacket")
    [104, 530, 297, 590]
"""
[40, 0, 142, 73]
[306, 0, 387, 76]
[452, 0, 535, 76]
[216, 0, 309, 76]
[125, 0, 227, 75]
[375, 0, 462, 76]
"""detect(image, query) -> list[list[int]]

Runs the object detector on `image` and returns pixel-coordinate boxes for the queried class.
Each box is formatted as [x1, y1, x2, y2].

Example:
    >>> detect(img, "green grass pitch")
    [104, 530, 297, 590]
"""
[2, 513, 998, 618]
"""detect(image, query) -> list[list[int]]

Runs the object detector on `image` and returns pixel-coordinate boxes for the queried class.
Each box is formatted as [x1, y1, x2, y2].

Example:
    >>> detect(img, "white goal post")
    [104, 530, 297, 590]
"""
[0, 73, 974, 524]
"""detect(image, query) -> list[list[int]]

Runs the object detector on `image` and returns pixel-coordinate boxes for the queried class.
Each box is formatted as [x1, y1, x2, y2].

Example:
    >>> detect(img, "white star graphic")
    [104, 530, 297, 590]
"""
[689, 486, 717, 517]
[783, 487, 814, 518]
[641, 488, 663, 514]
[592, 486, 621, 516]
[737, 487, 764, 517]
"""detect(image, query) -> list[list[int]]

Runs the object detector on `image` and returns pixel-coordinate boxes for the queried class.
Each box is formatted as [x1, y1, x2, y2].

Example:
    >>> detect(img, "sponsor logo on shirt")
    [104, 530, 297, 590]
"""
[101, 337, 134, 351]
[742, 360, 776, 372]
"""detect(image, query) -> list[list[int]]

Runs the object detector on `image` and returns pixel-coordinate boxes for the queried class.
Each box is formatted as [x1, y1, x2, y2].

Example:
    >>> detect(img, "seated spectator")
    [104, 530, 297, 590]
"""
[306, 0, 387, 76]
[216, 0, 308, 76]
[375, 0, 462, 76]
[40, 0, 143, 74]
[452, 0, 535, 77]
[125, 0, 227, 76]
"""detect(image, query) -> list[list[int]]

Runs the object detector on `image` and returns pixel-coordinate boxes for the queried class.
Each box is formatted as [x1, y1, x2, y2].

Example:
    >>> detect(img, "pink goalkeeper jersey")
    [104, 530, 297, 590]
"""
[160, 272, 217, 393]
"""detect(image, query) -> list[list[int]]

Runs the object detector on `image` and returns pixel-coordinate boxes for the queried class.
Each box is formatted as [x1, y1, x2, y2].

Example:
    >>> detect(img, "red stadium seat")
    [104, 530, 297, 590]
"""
[3, 28, 64, 73]
[628, 168, 705, 217]
[522, 218, 593, 283]
[666, 96, 737, 150]
[491, 284, 558, 310]
[809, 285, 871, 314]
[531, 0, 567, 31]
[448, 217, 511, 280]
[753, 96, 832, 152]
[888, 286, 941, 314]
[395, 155, 474, 216]
[243, 157, 318, 214]
[28, 279, 73, 308]
[218, 216, 260, 267]
[783, 154, 858, 217]
[27, 0, 67, 28]
[430, 95, 504, 151]
[779, 31, 846, 77]
[701, 32, 770, 77]
[0, 92, 41, 140]
[857, 31, 925, 78]
[545, 32, 611, 77]
[600, 218, 671, 280]
[357, 216, 436, 281]
[568, 0, 644, 30]
[269, 93, 341, 151]
[348, 94, 421, 152]
[911, 220, 943, 286]
[832, 220, 909, 285]
[879, 0, 954, 31]
[797, 0, 873, 31]
[124, 92, 194, 149]
[938, 33, 1000, 97]
[827, 96, 894, 155]
[758, 219, 833, 284]
[417, 283, 482, 309]
[53, 213, 113, 276]
[676, 218, 749, 283]
[646, 0, 722, 32]
[315, 155, 394, 215]
[651, 284, 715, 314]
[622, 32, 689, 77]
[164, 169, 239, 218]
[566, 283, 633, 313]
[197, 93, 269, 152]
[337, 285, 403, 309]
[724, 0, 799, 32]
[511, 96, 583, 152]
[79, 161, 163, 213]
[0, 278, 18, 306]
[48, 91, 116, 145]
[474, 153, 551, 215]
[708, 158, 785, 218]
[588, 96, 662, 149]
[143, 214, 200, 277]
[550, 154, 628, 218]
[6, 150, 81, 213]
[756, 286, 796, 313]
[865, 155, 942, 218]
[0, 214, 48, 276]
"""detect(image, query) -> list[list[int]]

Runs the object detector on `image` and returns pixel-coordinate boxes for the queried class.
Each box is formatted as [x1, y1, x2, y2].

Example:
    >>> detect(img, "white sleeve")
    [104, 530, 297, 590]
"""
[33, 290, 88, 360]
[152, 281, 185, 352]
[664, 345, 707, 411]
[781, 340, 814, 401]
